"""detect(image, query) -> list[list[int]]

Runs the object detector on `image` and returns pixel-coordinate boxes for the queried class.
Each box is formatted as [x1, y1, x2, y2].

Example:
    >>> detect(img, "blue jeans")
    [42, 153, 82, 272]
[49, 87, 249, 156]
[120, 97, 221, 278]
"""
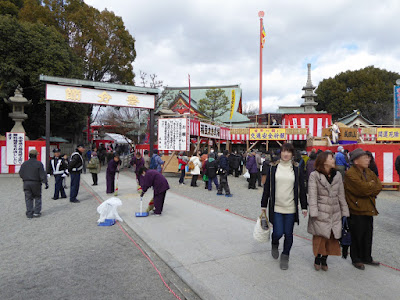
[272, 212, 295, 255]
[208, 176, 219, 190]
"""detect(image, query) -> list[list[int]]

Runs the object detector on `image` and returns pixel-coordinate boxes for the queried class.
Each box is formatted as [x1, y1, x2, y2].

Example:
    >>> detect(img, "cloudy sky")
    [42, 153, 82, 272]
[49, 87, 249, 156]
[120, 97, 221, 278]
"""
[85, 0, 400, 113]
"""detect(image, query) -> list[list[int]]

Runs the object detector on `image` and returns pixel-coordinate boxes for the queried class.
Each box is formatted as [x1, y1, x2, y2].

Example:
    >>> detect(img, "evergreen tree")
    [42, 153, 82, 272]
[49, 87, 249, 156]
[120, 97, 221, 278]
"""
[198, 88, 229, 121]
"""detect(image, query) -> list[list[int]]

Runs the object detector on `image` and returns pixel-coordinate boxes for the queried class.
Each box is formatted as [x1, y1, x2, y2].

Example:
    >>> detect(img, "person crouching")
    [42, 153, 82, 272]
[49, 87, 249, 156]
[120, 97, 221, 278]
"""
[137, 167, 170, 216]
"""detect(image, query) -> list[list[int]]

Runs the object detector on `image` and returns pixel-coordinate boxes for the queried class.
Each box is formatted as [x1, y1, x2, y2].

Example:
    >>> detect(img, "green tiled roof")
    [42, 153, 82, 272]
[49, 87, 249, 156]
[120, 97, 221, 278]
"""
[337, 110, 374, 125]
[163, 85, 250, 124]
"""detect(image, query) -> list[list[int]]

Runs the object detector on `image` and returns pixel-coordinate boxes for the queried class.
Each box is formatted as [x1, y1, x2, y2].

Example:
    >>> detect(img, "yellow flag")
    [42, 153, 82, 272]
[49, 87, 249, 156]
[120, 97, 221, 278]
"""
[230, 90, 236, 120]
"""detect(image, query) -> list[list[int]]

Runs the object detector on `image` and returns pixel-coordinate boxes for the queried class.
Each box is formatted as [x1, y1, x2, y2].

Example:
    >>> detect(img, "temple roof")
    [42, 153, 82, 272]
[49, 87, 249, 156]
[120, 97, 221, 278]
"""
[162, 85, 250, 123]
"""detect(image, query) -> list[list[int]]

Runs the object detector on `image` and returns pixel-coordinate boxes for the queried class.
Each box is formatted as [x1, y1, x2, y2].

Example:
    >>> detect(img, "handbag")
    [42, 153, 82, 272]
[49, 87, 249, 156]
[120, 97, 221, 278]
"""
[253, 210, 272, 243]
[202, 174, 209, 181]
[340, 217, 351, 246]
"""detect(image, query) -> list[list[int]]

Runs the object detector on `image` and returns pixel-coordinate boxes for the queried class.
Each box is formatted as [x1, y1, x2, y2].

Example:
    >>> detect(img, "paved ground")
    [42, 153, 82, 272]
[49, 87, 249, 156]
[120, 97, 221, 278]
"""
[85, 169, 400, 300]
[0, 176, 199, 300]
[167, 171, 400, 270]
[2, 168, 399, 300]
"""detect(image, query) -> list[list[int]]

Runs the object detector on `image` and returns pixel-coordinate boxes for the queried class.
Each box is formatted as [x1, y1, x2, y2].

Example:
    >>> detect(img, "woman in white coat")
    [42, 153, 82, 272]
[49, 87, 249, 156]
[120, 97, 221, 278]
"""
[307, 151, 350, 271]
[190, 153, 202, 187]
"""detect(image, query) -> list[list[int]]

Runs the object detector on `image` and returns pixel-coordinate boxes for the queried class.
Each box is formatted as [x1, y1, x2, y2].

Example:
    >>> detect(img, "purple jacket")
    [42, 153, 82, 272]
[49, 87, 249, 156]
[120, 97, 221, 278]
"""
[246, 155, 258, 174]
[107, 159, 120, 174]
[139, 169, 170, 195]
[130, 157, 145, 174]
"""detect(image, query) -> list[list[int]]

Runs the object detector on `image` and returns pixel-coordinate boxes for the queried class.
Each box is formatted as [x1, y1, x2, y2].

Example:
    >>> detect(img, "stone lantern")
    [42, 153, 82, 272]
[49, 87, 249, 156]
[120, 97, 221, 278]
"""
[3, 86, 31, 139]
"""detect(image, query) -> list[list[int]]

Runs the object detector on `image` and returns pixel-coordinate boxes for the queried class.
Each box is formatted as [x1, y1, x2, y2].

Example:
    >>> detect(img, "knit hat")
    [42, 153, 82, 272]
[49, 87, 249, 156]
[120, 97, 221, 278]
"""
[350, 148, 367, 162]
[337, 146, 344, 152]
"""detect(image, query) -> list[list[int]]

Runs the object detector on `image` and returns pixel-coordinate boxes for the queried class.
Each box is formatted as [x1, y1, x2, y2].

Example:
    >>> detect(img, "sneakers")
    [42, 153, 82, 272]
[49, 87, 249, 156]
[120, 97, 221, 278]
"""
[33, 213, 41, 218]
[225, 194, 233, 197]
[216, 193, 223, 196]
[271, 244, 279, 259]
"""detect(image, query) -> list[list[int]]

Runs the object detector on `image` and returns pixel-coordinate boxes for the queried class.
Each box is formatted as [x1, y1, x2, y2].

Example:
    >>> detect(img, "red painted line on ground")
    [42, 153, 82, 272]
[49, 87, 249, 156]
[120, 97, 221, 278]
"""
[120, 172, 400, 272]
[81, 182, 182, 300]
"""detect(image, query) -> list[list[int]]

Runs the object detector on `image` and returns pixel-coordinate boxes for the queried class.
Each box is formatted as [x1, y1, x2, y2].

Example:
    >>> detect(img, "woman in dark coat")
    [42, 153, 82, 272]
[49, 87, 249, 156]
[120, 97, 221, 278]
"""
[106, 155, 120, 194]
[261, 143, 308, 270]
[130, 152, 145, 182]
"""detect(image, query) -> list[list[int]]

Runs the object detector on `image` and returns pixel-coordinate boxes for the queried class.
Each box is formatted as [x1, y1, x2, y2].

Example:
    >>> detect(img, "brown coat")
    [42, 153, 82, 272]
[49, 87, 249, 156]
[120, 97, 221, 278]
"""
[344, 166, 382, 216]
[307, 171, 350, 239]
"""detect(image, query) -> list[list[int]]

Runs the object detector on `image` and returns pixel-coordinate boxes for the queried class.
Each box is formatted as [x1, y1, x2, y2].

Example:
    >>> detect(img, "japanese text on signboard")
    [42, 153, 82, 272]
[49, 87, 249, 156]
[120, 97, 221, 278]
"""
[249, 128, 286, 140]
[395, 86, 400, 119]
[6, 132, 25, 165]
[200, 122, 220, 138]
[376, 128, 400, 141]
[158, 118, 189, 151]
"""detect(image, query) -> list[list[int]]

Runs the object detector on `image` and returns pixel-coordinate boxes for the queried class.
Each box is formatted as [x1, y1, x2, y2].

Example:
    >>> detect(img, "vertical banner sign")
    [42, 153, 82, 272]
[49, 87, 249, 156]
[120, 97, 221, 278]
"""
[394, 86, 400, 119]
[158, 118, 188, 151]
[230, 90, 235, 120]
[6, 132, 25, 165]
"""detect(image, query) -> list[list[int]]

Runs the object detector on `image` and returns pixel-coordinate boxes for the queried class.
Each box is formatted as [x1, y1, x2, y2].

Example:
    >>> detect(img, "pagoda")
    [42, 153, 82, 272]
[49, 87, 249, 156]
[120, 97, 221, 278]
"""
[300, 63, 318, 113]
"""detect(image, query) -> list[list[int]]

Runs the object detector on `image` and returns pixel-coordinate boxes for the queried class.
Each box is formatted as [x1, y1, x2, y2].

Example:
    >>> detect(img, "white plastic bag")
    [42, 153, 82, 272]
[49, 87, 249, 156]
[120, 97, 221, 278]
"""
[97, 197, 123, 223]
[253, 211, 272, 243]
[243, 170, 250, 179]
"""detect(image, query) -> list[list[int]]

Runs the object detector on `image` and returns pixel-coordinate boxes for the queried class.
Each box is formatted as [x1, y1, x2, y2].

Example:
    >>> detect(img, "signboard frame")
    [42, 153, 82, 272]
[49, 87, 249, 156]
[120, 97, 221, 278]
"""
[46, 84, 155, 109]
[249, 128, 286, 140]
[158, 118, 190, 151]
[6, 132, 25, 165]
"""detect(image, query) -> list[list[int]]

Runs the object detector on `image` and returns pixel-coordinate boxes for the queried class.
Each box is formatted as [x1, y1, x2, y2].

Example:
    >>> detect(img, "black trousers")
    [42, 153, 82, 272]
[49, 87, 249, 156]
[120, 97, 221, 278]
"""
[348, 214, 374, 264]
[91, 173, 98, 185]
[257, 170, 262, 186]
[191, 174, 199, 186]
[23, 181, 42, 216]
[217, 174, 231, 194]
[249, 173, 257, 189]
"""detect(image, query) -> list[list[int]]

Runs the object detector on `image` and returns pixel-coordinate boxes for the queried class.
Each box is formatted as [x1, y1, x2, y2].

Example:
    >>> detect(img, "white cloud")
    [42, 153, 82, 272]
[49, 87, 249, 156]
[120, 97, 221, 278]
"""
[84, 0, 400, 113]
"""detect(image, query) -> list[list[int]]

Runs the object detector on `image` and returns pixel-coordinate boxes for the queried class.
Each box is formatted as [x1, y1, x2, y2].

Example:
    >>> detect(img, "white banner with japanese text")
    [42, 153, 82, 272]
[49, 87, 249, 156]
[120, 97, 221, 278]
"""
[200, 122, 220, 138]
[158, 118, 189, 151]
[6, 132, 25, 165]
[46, 84, 155, 109]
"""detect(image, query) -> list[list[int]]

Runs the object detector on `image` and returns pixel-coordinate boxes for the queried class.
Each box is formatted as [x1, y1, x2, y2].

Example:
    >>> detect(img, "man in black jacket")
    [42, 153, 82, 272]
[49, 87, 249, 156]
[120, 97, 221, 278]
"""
[19, 149, 48, 218]
[217, 150, 232, 197]
[68, 144, 85, 203]
[47, 148, 68, 200]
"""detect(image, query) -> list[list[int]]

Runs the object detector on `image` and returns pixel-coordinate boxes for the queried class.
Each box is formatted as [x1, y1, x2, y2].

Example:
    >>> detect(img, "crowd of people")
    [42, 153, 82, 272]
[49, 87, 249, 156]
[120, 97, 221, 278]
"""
[19, 142, 383, 273]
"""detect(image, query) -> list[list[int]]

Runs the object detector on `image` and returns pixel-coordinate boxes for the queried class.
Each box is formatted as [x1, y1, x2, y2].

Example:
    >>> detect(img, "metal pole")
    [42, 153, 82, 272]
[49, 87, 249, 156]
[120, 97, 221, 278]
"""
[45, 100, 50, 169]
[259, 17, 263, 116]
[394, 85, 396, 126]
[149, 108, 155, 156]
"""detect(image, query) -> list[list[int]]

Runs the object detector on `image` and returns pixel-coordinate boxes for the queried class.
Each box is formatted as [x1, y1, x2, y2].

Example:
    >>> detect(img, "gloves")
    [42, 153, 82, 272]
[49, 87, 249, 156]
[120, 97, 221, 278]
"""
[45, 183, 49, 189]
[137, 186, 143, 195]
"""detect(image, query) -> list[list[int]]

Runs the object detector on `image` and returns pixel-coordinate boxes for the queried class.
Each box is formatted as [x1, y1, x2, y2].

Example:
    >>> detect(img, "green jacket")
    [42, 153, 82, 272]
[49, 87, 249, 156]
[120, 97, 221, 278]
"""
[87, 157, 101, 174]
[344, 166, 382, 216]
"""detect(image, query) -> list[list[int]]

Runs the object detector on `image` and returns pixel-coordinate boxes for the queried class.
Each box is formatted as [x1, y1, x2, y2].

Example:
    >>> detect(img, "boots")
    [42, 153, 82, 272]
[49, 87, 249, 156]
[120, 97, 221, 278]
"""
[314, 254, 321, 271]
[280, 254, 289, 270]
[321, 255, 328, 271]
[271, 244, 279, 259]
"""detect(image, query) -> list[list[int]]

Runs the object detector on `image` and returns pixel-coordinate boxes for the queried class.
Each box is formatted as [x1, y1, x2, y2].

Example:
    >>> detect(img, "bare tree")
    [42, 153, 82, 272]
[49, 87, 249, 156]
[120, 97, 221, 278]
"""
[242, 102, 258, 116]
